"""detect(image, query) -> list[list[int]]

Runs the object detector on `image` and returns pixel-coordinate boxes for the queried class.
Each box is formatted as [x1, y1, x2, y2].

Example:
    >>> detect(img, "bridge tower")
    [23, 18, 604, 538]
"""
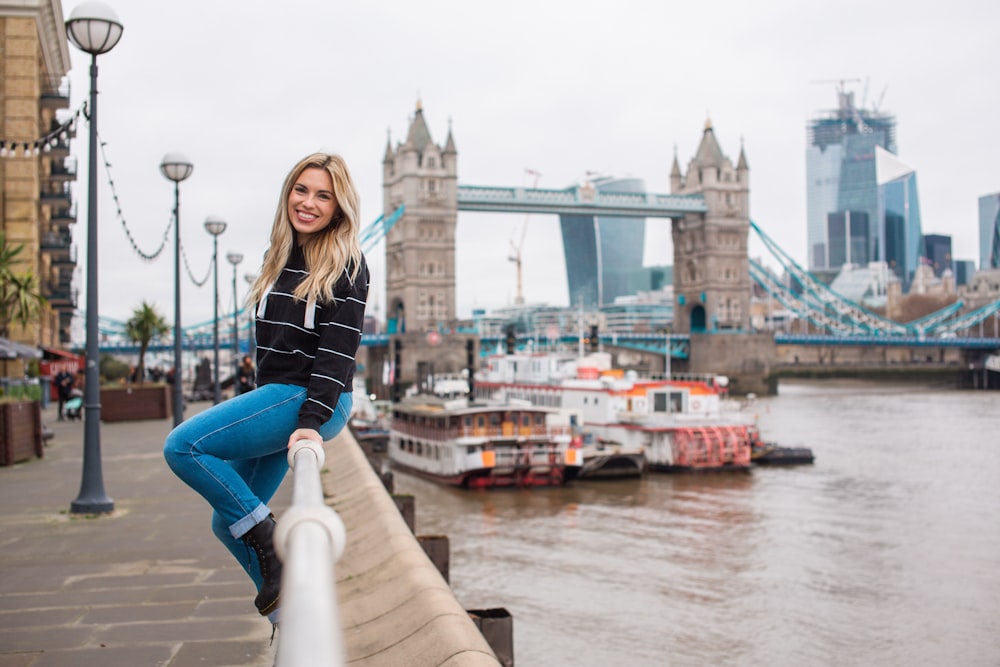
[670, 120, 751, 333]
[382, 100, 458, 334]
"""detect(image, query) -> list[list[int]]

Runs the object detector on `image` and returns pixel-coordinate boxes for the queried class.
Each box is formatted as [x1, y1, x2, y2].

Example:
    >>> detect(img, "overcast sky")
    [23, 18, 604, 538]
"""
[59, 0, 999, 334]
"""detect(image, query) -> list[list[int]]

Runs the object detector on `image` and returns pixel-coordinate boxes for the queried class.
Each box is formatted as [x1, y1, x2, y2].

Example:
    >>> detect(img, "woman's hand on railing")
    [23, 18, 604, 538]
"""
[287, 428, 322, 450]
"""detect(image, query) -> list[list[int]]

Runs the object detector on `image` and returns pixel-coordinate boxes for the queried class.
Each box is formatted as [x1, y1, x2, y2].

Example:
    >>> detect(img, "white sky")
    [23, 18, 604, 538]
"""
[60, 0, 1000, 333]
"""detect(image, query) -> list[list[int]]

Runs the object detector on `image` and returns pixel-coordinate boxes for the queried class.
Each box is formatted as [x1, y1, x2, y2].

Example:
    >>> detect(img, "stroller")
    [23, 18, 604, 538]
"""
[65, 389, 83, 421]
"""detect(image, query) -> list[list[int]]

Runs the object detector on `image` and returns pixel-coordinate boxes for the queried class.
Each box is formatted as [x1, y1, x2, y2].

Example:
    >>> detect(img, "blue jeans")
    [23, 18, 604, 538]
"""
[163, 384, 352, 595]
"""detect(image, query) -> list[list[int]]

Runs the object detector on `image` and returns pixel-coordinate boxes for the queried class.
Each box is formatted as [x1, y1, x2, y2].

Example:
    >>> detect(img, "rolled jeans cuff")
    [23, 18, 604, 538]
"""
[230, 502, 272, 539]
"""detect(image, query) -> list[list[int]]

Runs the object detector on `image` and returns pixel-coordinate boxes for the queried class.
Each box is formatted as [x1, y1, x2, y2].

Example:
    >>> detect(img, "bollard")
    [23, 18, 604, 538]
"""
[380, 469, 395, 493]
[392, 493, 415, 532]
[417, 534, 449, 583]
[468, 608, 514, 667]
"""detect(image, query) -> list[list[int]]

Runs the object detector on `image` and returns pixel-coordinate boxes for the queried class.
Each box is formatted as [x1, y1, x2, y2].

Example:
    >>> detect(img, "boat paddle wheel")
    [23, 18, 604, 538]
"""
[671, 425, 752, 471]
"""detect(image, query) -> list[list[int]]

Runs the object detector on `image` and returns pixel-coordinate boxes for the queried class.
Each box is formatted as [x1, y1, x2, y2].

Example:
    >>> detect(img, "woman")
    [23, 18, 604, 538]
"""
[164, 153, 368, 624]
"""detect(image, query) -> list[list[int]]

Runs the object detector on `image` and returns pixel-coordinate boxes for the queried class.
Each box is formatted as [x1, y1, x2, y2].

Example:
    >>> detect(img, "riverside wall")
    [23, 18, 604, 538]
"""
[321, 429, 502, 666]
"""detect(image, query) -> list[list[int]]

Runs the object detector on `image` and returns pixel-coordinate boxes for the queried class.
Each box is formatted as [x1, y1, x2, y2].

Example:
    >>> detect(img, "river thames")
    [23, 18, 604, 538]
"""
[391, 380, 1000, 666]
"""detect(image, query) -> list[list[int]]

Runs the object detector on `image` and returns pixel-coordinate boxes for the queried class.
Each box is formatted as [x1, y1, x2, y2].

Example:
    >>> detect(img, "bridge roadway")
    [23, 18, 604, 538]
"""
[456, 183, 707, 217]
[0, 401, 501, 666]
[93, 331, 1000, 358]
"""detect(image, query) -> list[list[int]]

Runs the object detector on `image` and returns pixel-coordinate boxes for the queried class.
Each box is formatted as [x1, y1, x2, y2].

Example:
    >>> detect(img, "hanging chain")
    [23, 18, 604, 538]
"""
[97, 134, 173, 261]
[182, 242, 213, 287]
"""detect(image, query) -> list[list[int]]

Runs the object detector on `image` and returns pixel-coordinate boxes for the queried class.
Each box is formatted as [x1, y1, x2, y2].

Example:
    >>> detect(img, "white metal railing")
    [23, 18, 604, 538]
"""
[273, 440, 347, 667]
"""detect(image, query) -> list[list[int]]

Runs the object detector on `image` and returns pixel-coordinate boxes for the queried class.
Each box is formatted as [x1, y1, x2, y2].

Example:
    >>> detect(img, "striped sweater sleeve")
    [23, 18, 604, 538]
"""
[297, 256, 370, 430]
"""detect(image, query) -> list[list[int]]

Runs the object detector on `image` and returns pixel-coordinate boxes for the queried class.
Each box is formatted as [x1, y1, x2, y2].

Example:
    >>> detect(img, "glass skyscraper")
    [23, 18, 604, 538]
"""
[559, 177, 647, 308]
[978, 192, 1000, 270]
[806, 88, 897, 271]
[876, 146, 924, 285]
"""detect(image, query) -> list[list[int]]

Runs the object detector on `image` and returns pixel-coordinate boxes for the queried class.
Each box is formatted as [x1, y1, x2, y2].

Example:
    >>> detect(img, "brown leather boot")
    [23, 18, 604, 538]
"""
[241, 514, 282, 616]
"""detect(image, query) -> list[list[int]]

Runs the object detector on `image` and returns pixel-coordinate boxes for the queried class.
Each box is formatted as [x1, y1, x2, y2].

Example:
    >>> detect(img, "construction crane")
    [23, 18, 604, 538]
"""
[509, 168, 541, 304]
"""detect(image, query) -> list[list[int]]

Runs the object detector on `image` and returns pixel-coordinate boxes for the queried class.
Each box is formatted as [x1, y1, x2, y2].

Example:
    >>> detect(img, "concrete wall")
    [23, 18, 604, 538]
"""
[322, 430, 501, 666]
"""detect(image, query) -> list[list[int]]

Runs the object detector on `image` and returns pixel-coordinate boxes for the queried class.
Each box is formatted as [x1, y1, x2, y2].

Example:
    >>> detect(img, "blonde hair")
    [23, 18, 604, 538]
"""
[248, 153, 363, 307]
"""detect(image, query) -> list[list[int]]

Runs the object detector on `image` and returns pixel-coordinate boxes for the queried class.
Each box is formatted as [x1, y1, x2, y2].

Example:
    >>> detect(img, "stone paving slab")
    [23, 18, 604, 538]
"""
[0, 402, 277, 667]
[0, 399, 501, 667]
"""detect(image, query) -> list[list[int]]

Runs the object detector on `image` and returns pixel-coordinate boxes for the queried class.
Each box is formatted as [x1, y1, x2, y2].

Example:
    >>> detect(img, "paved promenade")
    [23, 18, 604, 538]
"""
[0, 401, 281, 667]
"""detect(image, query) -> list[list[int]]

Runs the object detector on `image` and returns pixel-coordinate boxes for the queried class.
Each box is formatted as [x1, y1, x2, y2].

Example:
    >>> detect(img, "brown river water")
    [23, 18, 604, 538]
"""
[390, 380, 1000, 666]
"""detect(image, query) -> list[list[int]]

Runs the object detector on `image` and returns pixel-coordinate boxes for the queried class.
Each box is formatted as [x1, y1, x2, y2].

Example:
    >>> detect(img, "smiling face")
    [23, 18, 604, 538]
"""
[287, 166, 337, 237]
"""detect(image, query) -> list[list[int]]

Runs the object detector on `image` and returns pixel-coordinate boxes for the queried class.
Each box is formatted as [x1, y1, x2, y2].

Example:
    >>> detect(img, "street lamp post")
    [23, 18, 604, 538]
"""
[160, 153, 194, 427]
[227, 251, 244, 392]
[244, 272, 257, 361]
[66, 1, 123, 515]
[204, 216, 227, 404]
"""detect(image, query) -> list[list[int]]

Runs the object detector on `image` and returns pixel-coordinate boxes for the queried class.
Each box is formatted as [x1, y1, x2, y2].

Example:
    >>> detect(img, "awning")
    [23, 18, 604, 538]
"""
[41, 346, 82, 361]
[0, 337, 42, 360]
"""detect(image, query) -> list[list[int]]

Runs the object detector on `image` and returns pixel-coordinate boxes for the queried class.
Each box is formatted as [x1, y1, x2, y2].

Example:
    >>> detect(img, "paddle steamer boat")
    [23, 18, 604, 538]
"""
[475, 351, 755, 472]
[388, 393, 583, 489]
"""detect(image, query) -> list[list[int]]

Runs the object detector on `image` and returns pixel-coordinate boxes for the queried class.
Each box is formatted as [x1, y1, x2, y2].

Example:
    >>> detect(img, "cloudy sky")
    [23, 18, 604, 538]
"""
[59, 0, 999, 333]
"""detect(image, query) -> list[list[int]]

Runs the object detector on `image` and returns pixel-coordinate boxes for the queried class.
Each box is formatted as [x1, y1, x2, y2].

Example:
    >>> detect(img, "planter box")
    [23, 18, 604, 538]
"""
[0, 400, 44, 466]
[100, 384, 173, 422]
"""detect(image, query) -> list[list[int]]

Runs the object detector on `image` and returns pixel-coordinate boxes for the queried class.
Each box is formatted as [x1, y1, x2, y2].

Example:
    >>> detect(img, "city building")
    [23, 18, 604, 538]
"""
[0, 0, 76, 347]
[805, 86, 897, 273]
[875, 146, 924, 286]
[954, 260, 975, 287]
[922, 233, 952, 278]
[558, 176, 648, 308]
[978, 192, 1000, 270]
[600, 287, 673, 334]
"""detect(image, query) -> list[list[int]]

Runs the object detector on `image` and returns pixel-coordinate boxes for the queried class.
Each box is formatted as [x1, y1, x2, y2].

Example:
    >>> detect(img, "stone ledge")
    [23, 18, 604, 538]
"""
[323, 430, 501, 666]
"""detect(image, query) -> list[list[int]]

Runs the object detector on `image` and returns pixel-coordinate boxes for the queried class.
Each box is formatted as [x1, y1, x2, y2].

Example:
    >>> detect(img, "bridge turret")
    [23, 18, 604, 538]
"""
[382, 102, 459, 337]
[671, 120, 751, 334]
[670, 147, 682, 193]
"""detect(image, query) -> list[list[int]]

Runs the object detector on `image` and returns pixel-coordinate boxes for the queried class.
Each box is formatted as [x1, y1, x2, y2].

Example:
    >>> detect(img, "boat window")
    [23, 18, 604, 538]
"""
[416, 442, 423, 456]
[653, 392, 668, 413]
[466, 445, 476, 455]
[464, 415, 472, 428]
[522, 414, 530, 427]
[490, 413, 501, 426]
[535, 414, 545, 425]
[477, 415, 485, 428]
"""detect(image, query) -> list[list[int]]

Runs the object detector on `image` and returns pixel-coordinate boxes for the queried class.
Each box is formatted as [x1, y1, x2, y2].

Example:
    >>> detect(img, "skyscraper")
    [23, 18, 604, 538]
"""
[806, 87, 897, 271]
[876, 146, 924, 284]
[559, 177, 646, 308]
[979, 192, 1000, 270]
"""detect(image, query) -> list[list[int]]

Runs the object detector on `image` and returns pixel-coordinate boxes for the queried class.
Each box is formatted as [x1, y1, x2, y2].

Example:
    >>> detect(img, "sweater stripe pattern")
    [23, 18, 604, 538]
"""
[255, 245, 369, 431]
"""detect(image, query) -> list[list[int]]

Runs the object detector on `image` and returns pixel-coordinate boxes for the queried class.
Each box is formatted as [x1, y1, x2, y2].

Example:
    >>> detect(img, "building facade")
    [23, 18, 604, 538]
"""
[806, 87, 897, 272]
[0, 0, 75, 347]
[558, 176, 647, 308]
[922, 233, 952, 278]
[876, 146, 924, 286]
[978, 192, 1000, 270]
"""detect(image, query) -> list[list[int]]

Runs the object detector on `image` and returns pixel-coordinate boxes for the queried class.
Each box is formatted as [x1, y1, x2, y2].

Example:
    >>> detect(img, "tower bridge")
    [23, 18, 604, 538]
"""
[93, 102, 1000, 394]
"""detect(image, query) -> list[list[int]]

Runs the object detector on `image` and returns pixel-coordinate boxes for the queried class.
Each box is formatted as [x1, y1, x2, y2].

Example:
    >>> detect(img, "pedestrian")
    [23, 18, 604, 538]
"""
[163, 153, 368, 626]
[55, 368, 75, 421]
[236, 355, 256, 395]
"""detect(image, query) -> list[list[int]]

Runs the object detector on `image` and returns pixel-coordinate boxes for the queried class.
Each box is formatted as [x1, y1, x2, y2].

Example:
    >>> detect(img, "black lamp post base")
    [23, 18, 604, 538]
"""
[70, 497, 115, 515]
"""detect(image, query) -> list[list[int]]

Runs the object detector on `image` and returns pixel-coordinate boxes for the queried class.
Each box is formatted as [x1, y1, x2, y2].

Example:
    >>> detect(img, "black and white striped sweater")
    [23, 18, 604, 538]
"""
[254, 244, 369, 431]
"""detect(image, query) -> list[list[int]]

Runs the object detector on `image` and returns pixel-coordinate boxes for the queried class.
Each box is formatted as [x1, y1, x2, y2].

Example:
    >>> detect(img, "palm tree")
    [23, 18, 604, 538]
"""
[0, 232, 47, 339]
[125, 301, 169, 385]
